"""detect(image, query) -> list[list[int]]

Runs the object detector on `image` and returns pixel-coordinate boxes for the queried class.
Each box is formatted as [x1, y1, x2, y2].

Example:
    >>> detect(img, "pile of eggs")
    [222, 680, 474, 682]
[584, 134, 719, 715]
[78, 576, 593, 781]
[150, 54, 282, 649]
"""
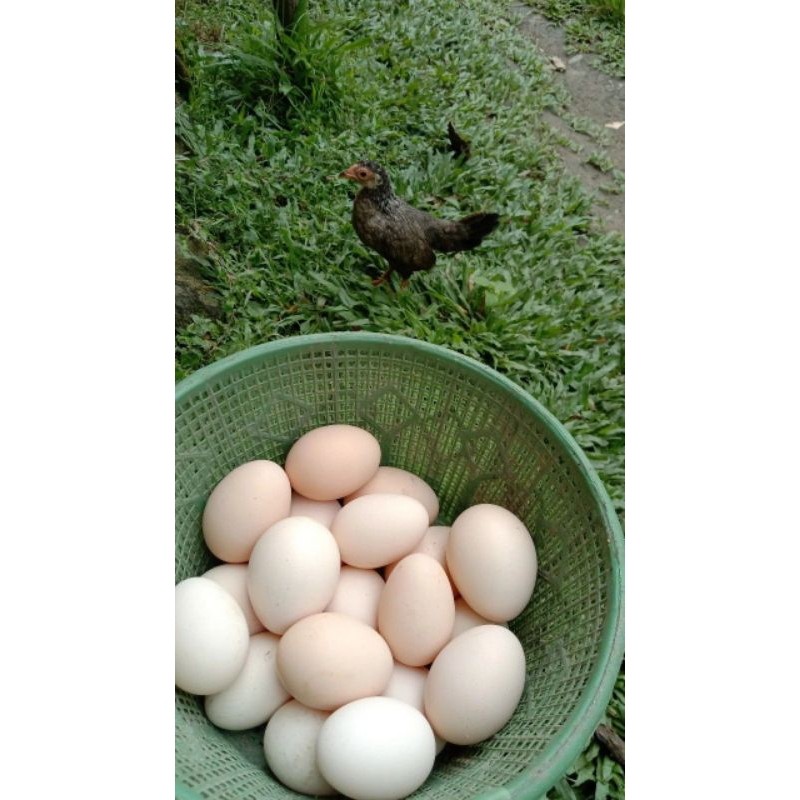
[175, 424, 538, 800]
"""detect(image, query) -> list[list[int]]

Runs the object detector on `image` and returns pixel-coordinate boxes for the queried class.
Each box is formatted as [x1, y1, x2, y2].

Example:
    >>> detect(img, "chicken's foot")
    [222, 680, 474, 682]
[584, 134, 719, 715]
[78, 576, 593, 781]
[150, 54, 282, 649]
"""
[371, 267, 393, 287]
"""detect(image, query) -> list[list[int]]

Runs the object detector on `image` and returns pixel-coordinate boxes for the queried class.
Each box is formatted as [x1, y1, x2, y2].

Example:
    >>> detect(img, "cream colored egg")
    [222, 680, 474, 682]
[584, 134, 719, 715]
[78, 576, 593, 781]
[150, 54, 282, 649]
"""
[289, 491, 340, 528]
[344, 466, 439, 523]
[382, 662, 446, 754]
[331, 494, 429, 568]
[285, 424, 381, 501]
[424, 625, 526, 745]
[447, 504, 537, 622]
[317, 697, 436, 800]
[202, 460, 291, 563]
[264, 700, 336, 796]
[325, 566, 385, 629]
[450, 597, 508, 641]
[175, 577, 249, 695]
[277, 612, 393, 711]
[378, 553, 455, 667]
[247, 517, 340, 634]
[384, 525, 457, 595]
[203, 563, 265, 635]
[382, 662, 428, 708]
[204, 632, 290, 730]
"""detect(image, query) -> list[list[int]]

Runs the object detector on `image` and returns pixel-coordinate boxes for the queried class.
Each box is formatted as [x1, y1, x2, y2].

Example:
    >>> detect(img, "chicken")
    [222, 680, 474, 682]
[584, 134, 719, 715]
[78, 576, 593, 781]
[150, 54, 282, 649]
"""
[339, 161, 499, 286]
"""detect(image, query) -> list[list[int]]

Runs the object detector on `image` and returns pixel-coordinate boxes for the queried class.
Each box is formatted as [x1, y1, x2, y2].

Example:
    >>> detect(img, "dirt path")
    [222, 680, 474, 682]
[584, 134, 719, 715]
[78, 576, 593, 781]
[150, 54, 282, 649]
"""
[510, 4, 625, 234]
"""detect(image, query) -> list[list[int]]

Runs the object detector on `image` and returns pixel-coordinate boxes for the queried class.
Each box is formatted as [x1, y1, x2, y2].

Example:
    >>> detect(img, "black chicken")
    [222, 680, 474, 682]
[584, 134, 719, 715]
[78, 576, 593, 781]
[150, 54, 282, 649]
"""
[340, 161, 499, 286]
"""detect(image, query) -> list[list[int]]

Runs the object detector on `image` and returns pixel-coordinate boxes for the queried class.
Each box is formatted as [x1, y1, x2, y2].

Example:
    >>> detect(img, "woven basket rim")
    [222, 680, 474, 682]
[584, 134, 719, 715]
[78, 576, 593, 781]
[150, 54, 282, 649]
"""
[175, 332, 625, 800]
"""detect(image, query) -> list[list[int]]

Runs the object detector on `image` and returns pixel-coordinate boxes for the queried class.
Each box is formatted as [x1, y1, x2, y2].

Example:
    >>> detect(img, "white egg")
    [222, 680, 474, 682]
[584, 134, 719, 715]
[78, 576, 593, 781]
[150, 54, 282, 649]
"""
[331, 494, 429, 568]
[382, 662, 446, 755]
[447, 504, 537, 622]
[450, 597, 508, 642]
[175, 577, 249, 695]
[263, 700, 336, 796]
[384, 525, 457, 596]
[247, 516, 341, 634]
[204, 632, 290, 730]
[378, 553, 455, 667]
[425, 625, 526, 745]
[317, 696, 436, 800]
[344, 466, 439, 523]
[289, 491, 340, 528]
[202, 563, 265, 635]
[325, 566, 385, 628]
[382, 662, 428, 709]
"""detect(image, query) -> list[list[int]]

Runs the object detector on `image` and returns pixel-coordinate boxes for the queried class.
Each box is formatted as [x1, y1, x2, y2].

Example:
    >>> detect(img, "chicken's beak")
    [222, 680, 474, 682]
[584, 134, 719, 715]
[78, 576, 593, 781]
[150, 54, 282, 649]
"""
[339, 165, 359, 181]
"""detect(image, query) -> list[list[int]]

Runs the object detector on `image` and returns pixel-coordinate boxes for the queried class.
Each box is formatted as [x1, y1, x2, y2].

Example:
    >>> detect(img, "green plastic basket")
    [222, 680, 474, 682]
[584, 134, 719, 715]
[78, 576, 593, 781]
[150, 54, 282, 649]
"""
[175, 333, 624, 800]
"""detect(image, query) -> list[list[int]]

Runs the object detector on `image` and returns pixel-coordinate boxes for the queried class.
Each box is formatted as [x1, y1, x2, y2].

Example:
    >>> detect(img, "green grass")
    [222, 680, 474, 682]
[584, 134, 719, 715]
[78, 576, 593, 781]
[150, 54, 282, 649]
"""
[522, 0, 625, 77]
[176, 1, 624, 797]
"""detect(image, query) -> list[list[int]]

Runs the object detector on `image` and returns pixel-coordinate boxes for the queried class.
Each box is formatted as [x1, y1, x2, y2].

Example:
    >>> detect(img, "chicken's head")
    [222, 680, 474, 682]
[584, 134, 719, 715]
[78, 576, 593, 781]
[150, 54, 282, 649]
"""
[339, 161, 389, 190]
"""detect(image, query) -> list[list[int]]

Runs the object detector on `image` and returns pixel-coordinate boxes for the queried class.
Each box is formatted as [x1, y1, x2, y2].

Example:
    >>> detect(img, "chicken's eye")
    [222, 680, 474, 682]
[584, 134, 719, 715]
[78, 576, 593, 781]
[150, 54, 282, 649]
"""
[358, 170, 368, 178]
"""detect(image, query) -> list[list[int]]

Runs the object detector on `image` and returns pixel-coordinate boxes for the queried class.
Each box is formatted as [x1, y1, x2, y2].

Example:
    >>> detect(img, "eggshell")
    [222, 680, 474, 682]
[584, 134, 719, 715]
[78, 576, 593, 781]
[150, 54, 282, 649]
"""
[263, 700, 336, 796]
[344, 466, 439, 523]
[317, 696, 436, 800]
[378, 553, 455, 666]
[450, 597, 508, 641]
[331, 493, 429, 568]
[277, 612, 393, 711]
[204, 632, 290, 730]
[203, 564, 265, 635]
[384, 525, 457, 595]
[382, 662, 446, 754]
[175, 577, 249, 695]
[325, 566, 385, 629]
[447, 504, 538, 622]
[424, 625, 526, 745]
[289, 491, 340, 528]
[285, 424, 381, 501]
[247, 517, 340, 634]
[202, 460, 291, 563]
[382, 662, 428, 708]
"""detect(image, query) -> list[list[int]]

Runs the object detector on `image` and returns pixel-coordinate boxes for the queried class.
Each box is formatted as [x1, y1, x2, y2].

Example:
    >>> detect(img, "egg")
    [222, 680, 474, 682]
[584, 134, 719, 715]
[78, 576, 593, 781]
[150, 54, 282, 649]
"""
[382, 662, 427, 707]
[175, 577, 249, 695]
[289, 491, 340, 528]
[378, 553, 455, 667]
[204, 632, 290, 730]
[331, 493, 429, 568]
[384, 525, 457, 595]
[450, 597, 508, 641]
[447, 503, 538, 622]
[382, 662, 446, 755]
[424, 624, 526, 745]
[325, 566, 385, 629]
[202, 460, 291, 563]
[344, 466, 439, 523]
[317, 696, 436, 800]
[263, 700, 336, 796]
[202, 563, 265, 635]
[277, 612, 393, 711]
[247, 517, 340, 634]
[285, 424, 381, 501]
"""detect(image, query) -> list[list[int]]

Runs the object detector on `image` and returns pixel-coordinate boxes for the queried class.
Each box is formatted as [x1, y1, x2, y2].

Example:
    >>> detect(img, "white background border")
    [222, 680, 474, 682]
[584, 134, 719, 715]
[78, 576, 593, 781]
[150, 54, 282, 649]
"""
[2, 1, 799, 796]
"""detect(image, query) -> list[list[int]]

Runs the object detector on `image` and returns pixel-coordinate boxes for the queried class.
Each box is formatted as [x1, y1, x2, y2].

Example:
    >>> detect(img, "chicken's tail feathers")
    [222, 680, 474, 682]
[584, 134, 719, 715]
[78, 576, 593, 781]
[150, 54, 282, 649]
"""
[429, 211, 500, 252]
[459, 211, 500, 248]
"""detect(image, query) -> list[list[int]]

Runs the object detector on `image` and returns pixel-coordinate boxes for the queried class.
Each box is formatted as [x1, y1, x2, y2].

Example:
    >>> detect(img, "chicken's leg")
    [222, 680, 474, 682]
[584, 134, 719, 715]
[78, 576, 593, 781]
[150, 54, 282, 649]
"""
[371, 266, 393, 287]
